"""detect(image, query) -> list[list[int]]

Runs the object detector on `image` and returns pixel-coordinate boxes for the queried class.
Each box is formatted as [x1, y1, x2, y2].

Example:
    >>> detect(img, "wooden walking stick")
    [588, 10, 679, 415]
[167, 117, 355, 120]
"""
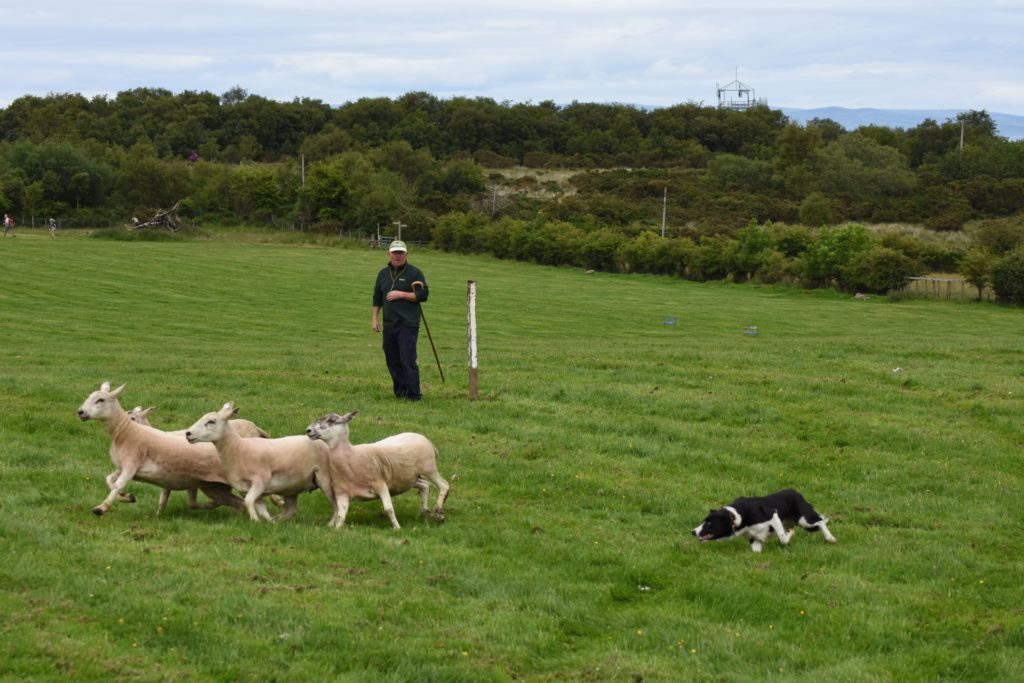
[411, 281, 444, 382]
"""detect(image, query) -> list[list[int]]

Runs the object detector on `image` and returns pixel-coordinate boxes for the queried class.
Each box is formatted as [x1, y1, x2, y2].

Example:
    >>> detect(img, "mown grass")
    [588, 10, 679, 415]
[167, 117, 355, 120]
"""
[1, 229, 1022, 682]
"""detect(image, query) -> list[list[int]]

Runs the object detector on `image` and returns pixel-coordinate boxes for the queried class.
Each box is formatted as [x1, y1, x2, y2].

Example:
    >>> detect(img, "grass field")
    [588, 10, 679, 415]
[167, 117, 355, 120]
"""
[1, 229, 1022, 681]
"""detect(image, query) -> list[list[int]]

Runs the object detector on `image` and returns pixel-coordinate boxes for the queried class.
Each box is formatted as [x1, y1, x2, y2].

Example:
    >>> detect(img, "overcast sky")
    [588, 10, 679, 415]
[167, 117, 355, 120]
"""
[2, 0, 1022, 114]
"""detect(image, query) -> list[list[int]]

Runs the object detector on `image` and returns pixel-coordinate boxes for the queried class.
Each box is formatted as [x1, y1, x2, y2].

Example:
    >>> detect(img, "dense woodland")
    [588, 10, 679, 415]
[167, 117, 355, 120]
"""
[2, 88, 1024, 302]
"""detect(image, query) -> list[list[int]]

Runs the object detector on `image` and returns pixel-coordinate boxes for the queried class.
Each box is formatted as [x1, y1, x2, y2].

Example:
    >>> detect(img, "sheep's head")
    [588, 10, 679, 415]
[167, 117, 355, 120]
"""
[77, 381, 126, 421]
[128, 406, 155, 426]
[305, 411, 358, 444]
[185, 402, 235, 444]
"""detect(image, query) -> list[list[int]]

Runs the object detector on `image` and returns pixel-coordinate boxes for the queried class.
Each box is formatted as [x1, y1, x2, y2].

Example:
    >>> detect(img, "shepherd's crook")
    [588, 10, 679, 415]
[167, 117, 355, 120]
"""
[412, 281, 445, 382]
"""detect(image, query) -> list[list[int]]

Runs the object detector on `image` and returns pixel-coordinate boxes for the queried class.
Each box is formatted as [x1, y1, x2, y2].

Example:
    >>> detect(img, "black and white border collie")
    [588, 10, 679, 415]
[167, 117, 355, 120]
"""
[692, 489, 837, 552]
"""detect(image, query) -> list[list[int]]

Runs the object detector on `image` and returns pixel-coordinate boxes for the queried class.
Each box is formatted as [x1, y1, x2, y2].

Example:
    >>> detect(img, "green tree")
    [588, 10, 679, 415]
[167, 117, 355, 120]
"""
[22, 181, 45, 226]
[114, 140, 189, 210]
[960, 247, 995, 301]
[811, 133, 916, 206]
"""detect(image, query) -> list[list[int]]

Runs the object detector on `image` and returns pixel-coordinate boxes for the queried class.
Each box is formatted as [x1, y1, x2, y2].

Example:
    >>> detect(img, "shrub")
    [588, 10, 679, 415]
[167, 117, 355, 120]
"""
[965, 217, 1024, 253]
[923, 190, 973, 231]
[799, 192, 832, 226]
[731, 221, 772, 279]
[992, 250, 1024, 305]
[840, 245, 920, 294]
[574, 228, 626, 271]
[801, 223, 873, 286]
[878, 231, 962, 272]
[754, 248, 799, 284]
[766, 223, 814, 257]
[431, 211, 490, 252]
[688, 234, 736, 281]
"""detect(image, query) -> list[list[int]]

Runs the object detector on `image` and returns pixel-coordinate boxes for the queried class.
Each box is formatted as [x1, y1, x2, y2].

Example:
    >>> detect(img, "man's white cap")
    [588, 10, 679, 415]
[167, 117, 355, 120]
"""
[389, 240, 407, 253]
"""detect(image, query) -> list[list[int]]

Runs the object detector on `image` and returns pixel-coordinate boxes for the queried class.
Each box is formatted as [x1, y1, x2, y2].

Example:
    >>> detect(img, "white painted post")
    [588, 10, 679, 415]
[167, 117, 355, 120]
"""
[467, 280, 478, 400]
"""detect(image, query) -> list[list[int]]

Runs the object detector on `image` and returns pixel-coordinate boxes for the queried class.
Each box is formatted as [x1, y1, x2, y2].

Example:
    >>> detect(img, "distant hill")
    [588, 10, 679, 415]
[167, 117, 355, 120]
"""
[779, 107, 1024, 141]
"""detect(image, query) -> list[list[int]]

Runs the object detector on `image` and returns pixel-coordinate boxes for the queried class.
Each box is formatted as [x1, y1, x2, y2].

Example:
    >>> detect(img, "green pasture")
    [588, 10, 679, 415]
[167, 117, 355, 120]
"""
[1, 229, 1021, 681]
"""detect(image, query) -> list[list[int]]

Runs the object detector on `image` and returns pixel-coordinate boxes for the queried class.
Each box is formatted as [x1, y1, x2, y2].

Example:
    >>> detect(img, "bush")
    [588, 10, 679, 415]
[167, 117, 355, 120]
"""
[574, 228, 626, 271]
[431, 211, 489, 252]
[755, 248, 799, 284]
[992, 250, 1024, 305]
[801, 223, 873, 286]
[799, 192, 832, 226]
[965, 217, 1024, 253]
[840, 245, 920, 294]
[688, 234, 736, 281]
[766, 223, 814, 257]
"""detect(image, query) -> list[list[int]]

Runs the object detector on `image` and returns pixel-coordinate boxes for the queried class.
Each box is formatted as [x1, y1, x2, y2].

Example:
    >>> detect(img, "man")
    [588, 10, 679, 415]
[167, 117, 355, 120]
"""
[372, 240, 428, 401]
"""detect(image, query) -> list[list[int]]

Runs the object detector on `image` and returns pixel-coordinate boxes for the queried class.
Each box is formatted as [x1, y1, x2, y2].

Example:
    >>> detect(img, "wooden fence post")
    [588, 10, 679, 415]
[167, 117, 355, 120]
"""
[467, 280, 478, 401]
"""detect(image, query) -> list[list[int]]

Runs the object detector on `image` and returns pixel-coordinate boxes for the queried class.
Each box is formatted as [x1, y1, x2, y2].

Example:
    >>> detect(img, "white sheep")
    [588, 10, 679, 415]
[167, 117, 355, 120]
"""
[128, 405, 276, 513]
[77, 382, 246, 516]
[129, 405, 270, 438]
[185, 402, 335, 523]
[305, 411, 450, 529]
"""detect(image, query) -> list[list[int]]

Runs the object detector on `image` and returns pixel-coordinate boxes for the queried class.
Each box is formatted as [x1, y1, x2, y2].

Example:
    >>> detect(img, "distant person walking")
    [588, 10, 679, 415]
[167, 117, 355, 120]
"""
[3, 214, 14, 238]
[371, 240, 428, 401]
[48, 217, 57, 239]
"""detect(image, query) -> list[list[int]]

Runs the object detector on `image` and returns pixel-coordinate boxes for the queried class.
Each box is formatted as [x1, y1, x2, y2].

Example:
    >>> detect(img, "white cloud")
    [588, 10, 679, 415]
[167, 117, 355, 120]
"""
[0, 1, 1021, 112]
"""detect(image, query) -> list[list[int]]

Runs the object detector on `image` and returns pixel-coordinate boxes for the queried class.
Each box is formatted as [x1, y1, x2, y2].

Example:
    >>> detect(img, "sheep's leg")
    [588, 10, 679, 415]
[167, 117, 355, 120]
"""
[105, 470, 136, 503]
[331, 494, 351, 529]
[314, 473, 338, 524]
[157, 489, 171, 515]
[186, 489, 219, 510]
[94, 465, 139, 515]
[273, 496, 300, 523]
[198, 484, 246, 511]
[243, 483, 267, 522]
[424, 471, 450, 522]
[375, 486, 401, 529]
[268, 494, 286, 509]
[415, 478, 431, 516]
[254, 497, 273, 521]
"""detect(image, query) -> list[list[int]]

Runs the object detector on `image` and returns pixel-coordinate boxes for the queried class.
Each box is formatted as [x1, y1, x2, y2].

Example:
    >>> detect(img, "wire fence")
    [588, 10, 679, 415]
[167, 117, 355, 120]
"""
[891, 276, 992, 302]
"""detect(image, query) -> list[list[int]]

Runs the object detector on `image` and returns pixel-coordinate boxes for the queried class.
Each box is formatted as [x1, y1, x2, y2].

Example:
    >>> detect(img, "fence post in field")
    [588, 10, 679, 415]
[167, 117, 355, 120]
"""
[467, 280, 478, 401]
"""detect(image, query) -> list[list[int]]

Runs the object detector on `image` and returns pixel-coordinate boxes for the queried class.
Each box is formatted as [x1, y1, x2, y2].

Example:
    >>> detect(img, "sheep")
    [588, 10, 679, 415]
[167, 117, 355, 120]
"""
[305, 411, 450, 529]
[129, 405, 271, 438]
[185, 402, 335, 523]
[76, 382, 246, 516]
[128, 405, 277, 513]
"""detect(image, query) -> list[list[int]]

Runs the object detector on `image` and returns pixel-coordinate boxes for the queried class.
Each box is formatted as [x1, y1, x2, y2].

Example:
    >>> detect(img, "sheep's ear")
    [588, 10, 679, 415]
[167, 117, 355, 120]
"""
[143, 406, 155, 416]
[218, 401, 235, 418]
[230, 406, 241, 418]
[340, 411, 358, 424]
[100, 381, 111, 392]
[109, 384, 126, 398]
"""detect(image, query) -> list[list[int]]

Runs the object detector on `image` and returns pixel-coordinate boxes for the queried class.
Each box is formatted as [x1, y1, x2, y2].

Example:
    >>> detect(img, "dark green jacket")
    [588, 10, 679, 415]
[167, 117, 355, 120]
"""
[373, 262, 427, 327]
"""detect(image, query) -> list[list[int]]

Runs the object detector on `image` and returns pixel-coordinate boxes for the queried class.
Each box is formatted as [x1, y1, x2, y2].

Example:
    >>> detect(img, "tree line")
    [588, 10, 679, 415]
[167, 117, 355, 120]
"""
[2, 88, 1023, 302]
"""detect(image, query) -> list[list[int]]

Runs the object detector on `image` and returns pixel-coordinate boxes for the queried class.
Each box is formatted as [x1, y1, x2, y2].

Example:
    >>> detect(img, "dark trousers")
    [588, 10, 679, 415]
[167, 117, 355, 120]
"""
[382, 324, 421, 399]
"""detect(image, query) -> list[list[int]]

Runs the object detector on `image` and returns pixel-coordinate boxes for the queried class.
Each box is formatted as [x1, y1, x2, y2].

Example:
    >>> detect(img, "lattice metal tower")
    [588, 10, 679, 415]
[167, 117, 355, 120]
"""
[716, 69, 766, 110]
